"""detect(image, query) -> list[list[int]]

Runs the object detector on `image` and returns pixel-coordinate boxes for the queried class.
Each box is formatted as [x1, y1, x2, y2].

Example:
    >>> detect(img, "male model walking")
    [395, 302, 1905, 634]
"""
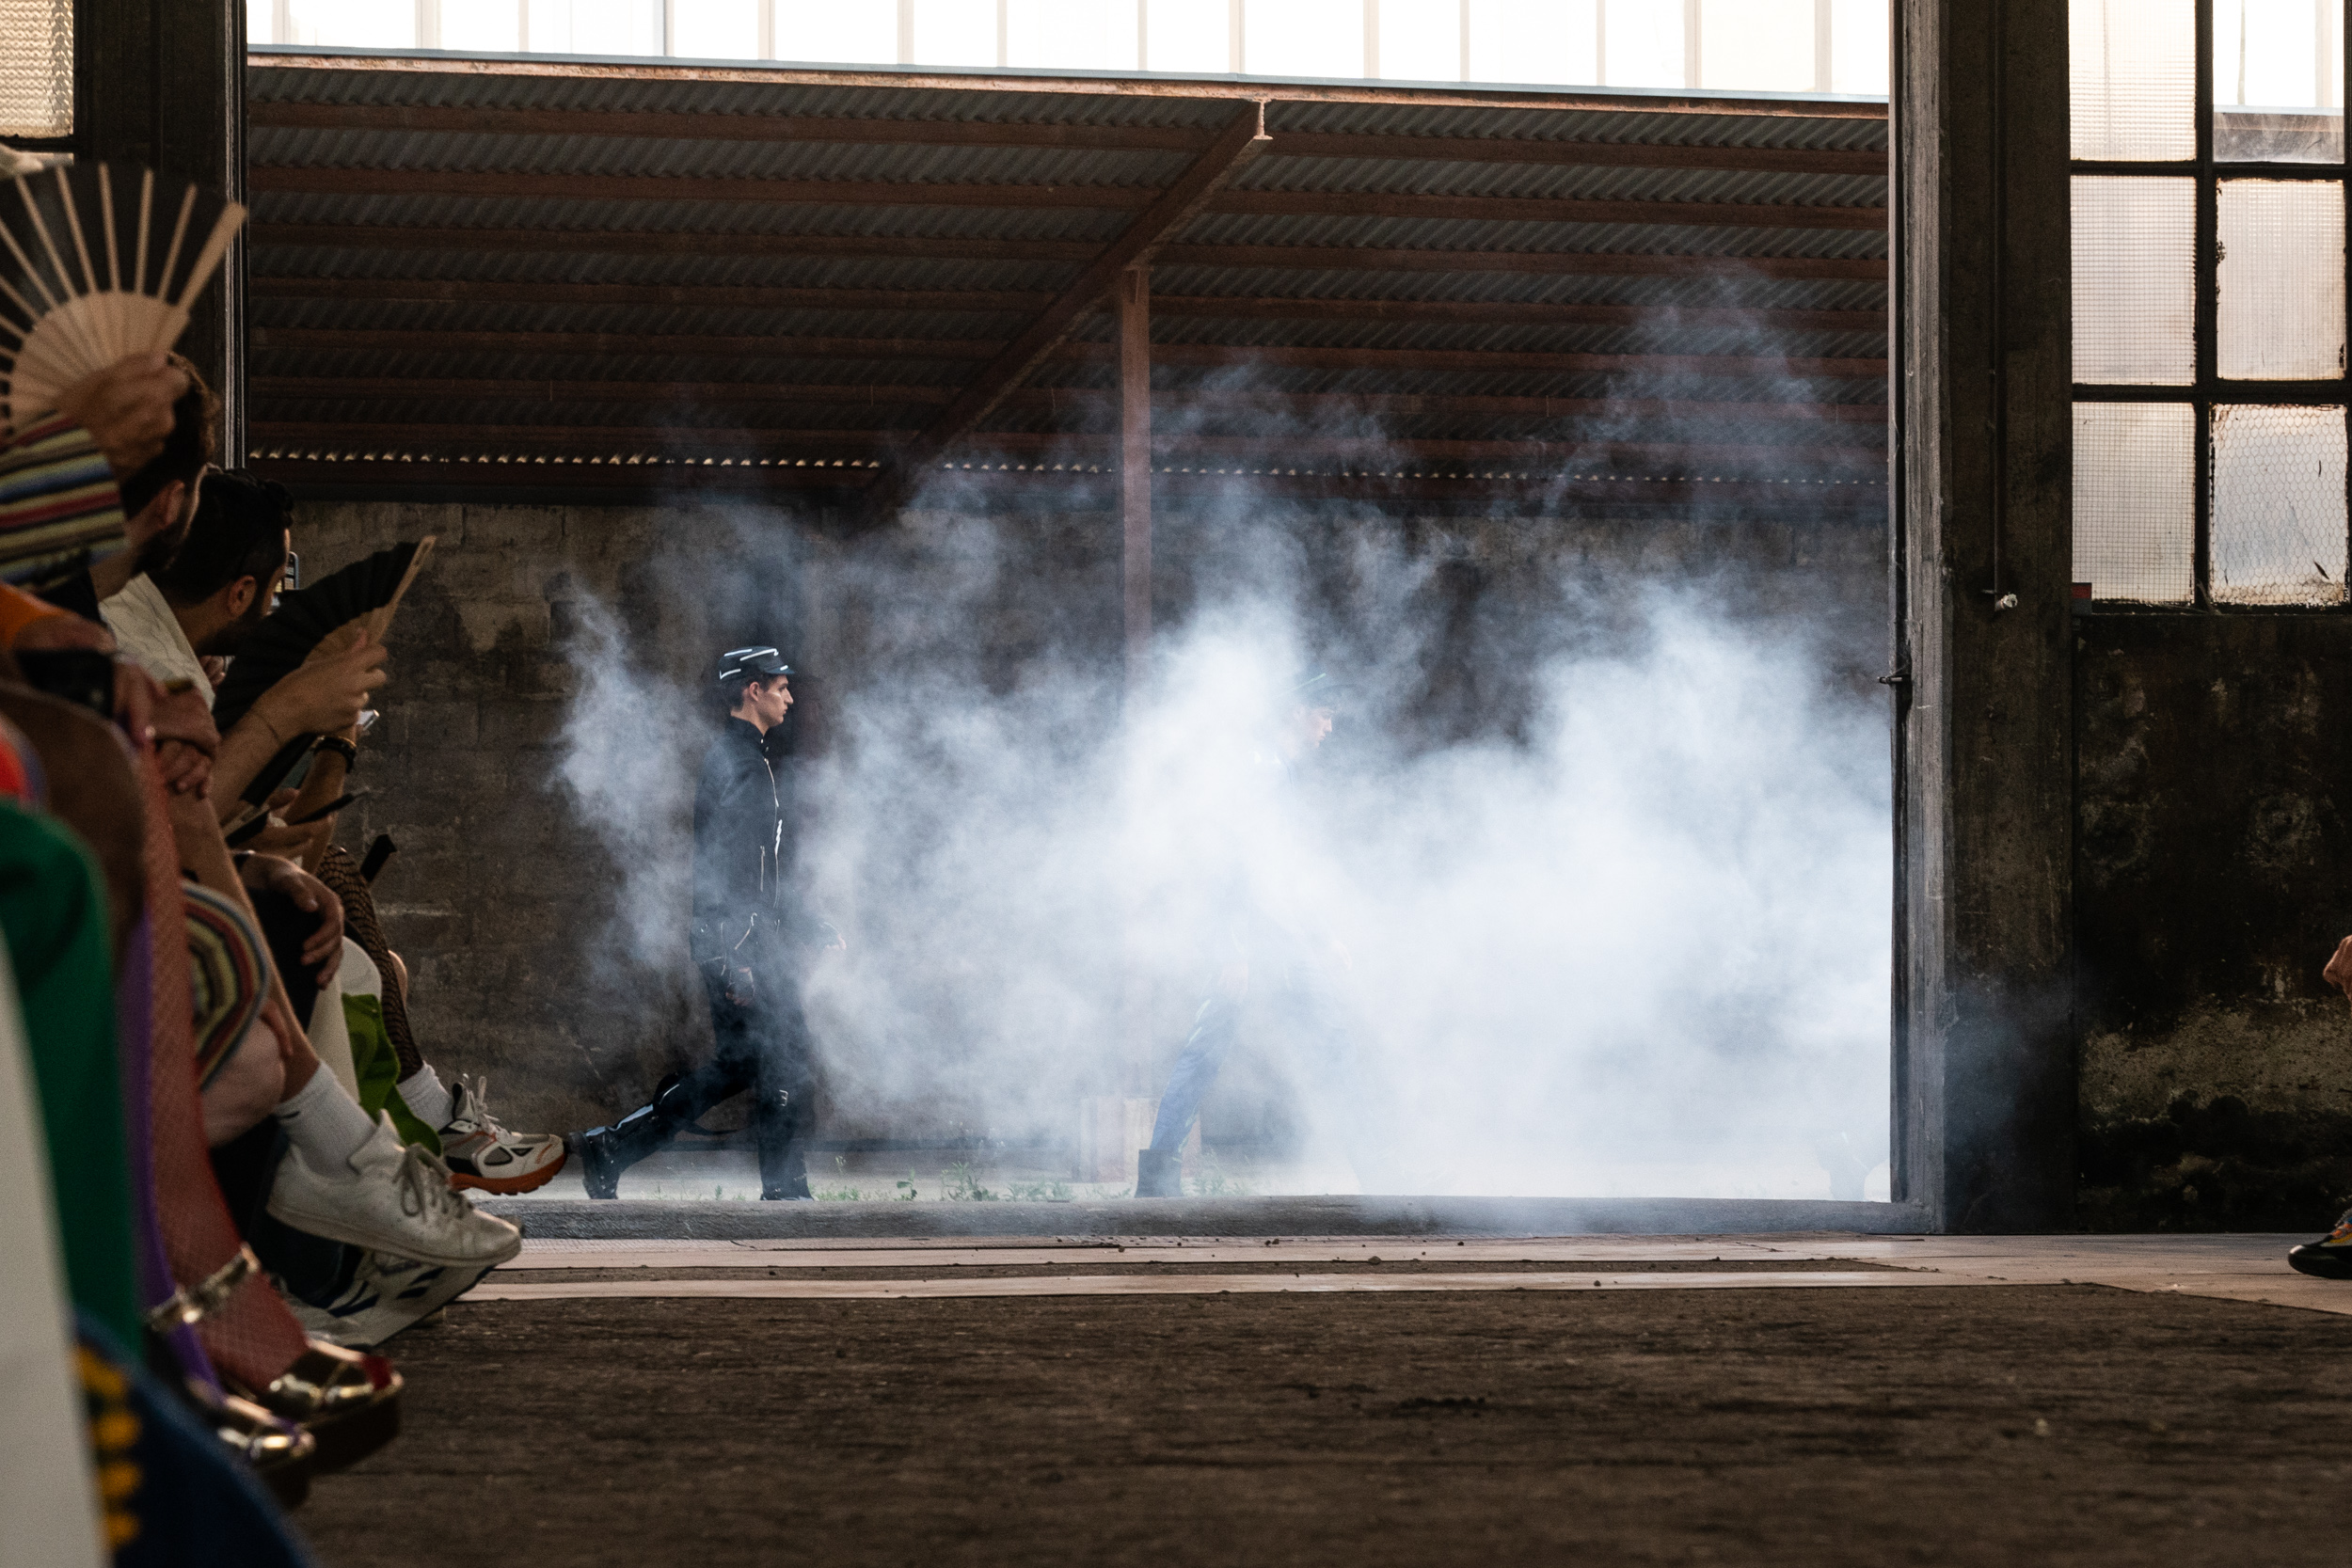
[577, 645, 835, 1199]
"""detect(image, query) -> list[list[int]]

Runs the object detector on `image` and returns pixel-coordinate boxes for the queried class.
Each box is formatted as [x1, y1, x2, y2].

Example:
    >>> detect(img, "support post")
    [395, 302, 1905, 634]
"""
[1119, 265, 1152, 688]
[74, 0, 247, 467]
[1892, 0, 2074, 1231]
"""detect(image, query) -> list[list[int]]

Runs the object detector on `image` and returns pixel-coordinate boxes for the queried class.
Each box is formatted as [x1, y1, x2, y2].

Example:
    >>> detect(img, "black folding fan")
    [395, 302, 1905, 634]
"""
[215, 538, 436, 812]
[0, 161, 246, 432]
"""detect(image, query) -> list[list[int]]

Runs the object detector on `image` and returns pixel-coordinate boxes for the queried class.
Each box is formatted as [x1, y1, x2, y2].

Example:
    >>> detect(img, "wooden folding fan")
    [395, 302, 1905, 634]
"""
[217, 539, 437, 823]
[0, 161, 246, 432]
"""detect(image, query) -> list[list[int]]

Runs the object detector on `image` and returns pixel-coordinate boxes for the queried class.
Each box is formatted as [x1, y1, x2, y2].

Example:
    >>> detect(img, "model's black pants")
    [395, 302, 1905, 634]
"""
[671, 968, 818, 1195]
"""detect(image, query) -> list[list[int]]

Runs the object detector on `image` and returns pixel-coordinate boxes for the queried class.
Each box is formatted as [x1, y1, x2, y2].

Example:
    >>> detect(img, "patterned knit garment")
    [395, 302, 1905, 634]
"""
[135, 756, 309, 1386]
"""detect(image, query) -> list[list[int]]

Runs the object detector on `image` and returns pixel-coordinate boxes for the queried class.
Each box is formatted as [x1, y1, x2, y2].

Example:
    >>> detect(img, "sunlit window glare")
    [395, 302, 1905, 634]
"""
[2213, 0, 2343, 109]
[251, 0, 1898, 96]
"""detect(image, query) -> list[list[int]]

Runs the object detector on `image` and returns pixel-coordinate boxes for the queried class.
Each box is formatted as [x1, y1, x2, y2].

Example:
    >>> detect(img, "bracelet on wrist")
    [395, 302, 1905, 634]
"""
[312, 735, 358, 769]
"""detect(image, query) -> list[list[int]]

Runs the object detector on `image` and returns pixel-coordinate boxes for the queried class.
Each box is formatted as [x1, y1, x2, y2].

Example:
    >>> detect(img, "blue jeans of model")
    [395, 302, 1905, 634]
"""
[1146, 970, 1371, 1165]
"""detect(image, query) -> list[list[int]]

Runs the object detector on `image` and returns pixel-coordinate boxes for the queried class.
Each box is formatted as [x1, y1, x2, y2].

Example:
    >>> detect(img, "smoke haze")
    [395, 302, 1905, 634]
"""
[550, 497, 1890, 1200]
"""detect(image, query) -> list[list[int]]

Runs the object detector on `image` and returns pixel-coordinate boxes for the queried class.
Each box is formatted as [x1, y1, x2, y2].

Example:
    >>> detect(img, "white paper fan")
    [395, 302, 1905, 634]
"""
[0, 162, 246, 434]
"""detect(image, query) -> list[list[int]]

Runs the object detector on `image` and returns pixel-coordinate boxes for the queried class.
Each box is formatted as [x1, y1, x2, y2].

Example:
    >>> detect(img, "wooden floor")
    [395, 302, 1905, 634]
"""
[292, 1233, 2352, 1566]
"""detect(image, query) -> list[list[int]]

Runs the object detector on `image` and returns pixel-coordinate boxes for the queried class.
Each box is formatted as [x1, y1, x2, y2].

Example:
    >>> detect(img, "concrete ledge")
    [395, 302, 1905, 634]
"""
[477, 1195, 1935, 1240]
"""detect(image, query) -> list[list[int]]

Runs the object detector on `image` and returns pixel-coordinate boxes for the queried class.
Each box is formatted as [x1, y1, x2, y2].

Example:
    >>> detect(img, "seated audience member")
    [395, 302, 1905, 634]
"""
[2289, 936, 2352, 1278]
[37, 352, 215, 623]
[103, 469, 388, 810]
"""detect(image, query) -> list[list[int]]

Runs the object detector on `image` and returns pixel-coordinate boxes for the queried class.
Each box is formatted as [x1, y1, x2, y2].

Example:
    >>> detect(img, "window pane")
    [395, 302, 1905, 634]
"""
[1699, 0, 1814, 93]
[1829, 0, 1888, 97]
[526, 0, 663, 55]
[1146, 0, 1230, 73]
[1466, 0, 1597, 87]
[0, 0, 74, 137]
[1604, 0, 1686, 87]
[289, 0, 416, 47]
[912, 0, 994, 66]
[779, 0, 898, 66]
[2071, 0, 2196, 160]
[2073, 177, 2197, 385]
[2074, 403, 2196, 604]
[443, 2, 522, 51]
[675, 0, 760, 57]
[1247, 0, 1363, 77]
[2213, 404, 2350, 603]
[1009, 0, 1137, 70]
[2218, 180, 2346, 379]
[2215, 0, 2345, 161]
[1378, 0, 1460, 81]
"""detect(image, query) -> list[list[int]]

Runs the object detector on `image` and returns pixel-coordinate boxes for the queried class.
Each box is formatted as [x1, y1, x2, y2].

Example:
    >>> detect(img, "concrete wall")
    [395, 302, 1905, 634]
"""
[2074, 615, 2352, 1230]
[294, 493, 1888, 1148]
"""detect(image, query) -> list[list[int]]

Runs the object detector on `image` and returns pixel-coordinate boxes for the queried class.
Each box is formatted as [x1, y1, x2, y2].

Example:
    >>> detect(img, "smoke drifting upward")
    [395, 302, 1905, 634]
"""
[555, 505, 1891, 1201]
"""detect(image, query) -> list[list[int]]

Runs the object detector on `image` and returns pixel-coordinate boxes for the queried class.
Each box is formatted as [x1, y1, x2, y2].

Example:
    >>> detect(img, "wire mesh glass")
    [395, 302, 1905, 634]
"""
[2217, 180, 2347, 379]
[2074, 177, 2198, 385]
[2074, 403, 2197, 603]
[2211, 404, 2350, 603]
[0, 0, 72, 139]
[2214, 0, 2346, 162]
[2073, 0, 2199, 160]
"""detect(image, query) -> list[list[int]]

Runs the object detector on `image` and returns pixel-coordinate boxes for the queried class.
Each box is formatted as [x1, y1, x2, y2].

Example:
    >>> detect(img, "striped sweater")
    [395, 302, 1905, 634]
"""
[0, 413, 125, 588]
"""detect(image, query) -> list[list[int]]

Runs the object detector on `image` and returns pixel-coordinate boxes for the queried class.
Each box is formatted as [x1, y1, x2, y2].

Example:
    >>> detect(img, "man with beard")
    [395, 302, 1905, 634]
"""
[576, 645, 838, 1200]
[36, 351, 215, 621]
[103, 469, 386, 808]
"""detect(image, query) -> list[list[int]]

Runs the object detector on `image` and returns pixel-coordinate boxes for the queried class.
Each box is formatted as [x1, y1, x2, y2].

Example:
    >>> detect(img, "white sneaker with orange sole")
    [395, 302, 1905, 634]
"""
[437, 1075, 569, 1194]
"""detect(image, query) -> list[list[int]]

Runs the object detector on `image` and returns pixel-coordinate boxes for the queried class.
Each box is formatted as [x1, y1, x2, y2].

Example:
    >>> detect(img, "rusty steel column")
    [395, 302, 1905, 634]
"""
[1118, 264, 1152, 686]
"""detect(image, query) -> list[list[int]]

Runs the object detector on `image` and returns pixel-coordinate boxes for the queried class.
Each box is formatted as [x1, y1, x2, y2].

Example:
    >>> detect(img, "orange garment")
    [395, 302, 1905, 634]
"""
[0, 582, 71, 648]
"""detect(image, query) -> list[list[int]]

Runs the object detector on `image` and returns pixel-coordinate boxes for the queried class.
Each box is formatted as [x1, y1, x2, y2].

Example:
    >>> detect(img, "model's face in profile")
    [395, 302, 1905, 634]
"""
[745, 674, 793, 730]
[1286, 703, 1335, 754]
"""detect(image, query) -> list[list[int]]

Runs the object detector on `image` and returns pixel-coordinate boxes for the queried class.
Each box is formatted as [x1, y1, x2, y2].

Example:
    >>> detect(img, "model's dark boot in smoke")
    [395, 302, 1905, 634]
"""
[754, 1085, 811, 1200]
[576, 1073, 707, 1199]
[1135, 1148, 1183, 1198]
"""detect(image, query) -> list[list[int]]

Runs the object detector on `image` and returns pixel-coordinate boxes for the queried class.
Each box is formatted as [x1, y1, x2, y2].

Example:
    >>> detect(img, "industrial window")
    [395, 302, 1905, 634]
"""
[250, 0, 1893, 95]
[2072, 0, 2352, 608]
[0, 0, 73, 142]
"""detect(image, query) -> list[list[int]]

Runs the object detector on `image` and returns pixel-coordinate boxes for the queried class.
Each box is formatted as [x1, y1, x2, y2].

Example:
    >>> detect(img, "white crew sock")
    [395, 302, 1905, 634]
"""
[397, 1065, 454, 1129]
[273, 1069, 379, 1169]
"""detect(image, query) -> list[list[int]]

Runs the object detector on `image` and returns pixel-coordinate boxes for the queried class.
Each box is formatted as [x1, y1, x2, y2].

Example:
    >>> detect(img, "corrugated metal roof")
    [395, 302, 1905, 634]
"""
[243, 52, 1888, 499]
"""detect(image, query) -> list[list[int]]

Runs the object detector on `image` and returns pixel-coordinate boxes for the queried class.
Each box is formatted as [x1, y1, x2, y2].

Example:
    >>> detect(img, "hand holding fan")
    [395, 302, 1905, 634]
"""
[216, 538, 437, 816]
[0, 162, 246, 433]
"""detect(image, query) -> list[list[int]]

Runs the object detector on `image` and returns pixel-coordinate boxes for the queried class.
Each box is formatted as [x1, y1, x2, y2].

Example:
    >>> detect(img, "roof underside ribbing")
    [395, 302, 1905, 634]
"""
[243, 50, 1889, 516]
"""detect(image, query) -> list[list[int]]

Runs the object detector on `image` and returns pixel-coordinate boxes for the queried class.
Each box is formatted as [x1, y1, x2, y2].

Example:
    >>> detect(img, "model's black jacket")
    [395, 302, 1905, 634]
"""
[691, 718, 813, 960]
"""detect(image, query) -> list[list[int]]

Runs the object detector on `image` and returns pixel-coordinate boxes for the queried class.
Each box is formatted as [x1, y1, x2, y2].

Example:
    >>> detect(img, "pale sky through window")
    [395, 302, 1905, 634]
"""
[252, 0, 1899, 96]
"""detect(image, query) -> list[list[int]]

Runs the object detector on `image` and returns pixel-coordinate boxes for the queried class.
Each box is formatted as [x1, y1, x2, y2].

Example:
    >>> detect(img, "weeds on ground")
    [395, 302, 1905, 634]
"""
[941, 1161, 998, 1201]
[1005, 1178, 1074, 1202]
[1186, 1150, 1252, 1198]
[813, 1156, 866, 1201]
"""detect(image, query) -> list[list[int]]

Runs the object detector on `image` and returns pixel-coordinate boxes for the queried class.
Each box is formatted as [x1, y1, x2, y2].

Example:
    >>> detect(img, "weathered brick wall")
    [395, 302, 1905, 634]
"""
[2074, 616, 2352, 1230]
[294, 494, 1887, 1144]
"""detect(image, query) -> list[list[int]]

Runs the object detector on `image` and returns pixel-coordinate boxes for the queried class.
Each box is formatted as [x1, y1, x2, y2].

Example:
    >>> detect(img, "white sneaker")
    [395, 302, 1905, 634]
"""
[284, 1249, 499, 1350]
[439, 1075, 569, 1195]
[267, 1115, 523, 1270]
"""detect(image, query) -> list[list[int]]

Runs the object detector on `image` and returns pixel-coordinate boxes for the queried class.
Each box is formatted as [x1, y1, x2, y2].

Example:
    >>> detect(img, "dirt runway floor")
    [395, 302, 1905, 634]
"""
[297, 1285, 2352, 1566]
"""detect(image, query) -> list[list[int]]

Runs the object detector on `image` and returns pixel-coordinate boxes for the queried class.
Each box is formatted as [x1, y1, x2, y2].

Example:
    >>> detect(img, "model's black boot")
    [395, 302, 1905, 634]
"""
[577, 1075, 701, 1199]
[1135, 1148, 1183, 1198]
[752, 1077, 812, 1199]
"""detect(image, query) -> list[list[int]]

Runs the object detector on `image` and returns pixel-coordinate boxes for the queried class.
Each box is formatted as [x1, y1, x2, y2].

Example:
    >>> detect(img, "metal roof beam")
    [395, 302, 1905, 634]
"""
[248, 420, 1889, 469]
[862, 100, 1272, 520]
[244, 453, 1885, 513]
[247, 225, 1886, 279]
[245, 101, 1883, 178]
[247, 165, 1883, 231]
[248, 276, 1884, 332]
[251, 326, 1884, 380]
[249, 378, 1888, 425]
